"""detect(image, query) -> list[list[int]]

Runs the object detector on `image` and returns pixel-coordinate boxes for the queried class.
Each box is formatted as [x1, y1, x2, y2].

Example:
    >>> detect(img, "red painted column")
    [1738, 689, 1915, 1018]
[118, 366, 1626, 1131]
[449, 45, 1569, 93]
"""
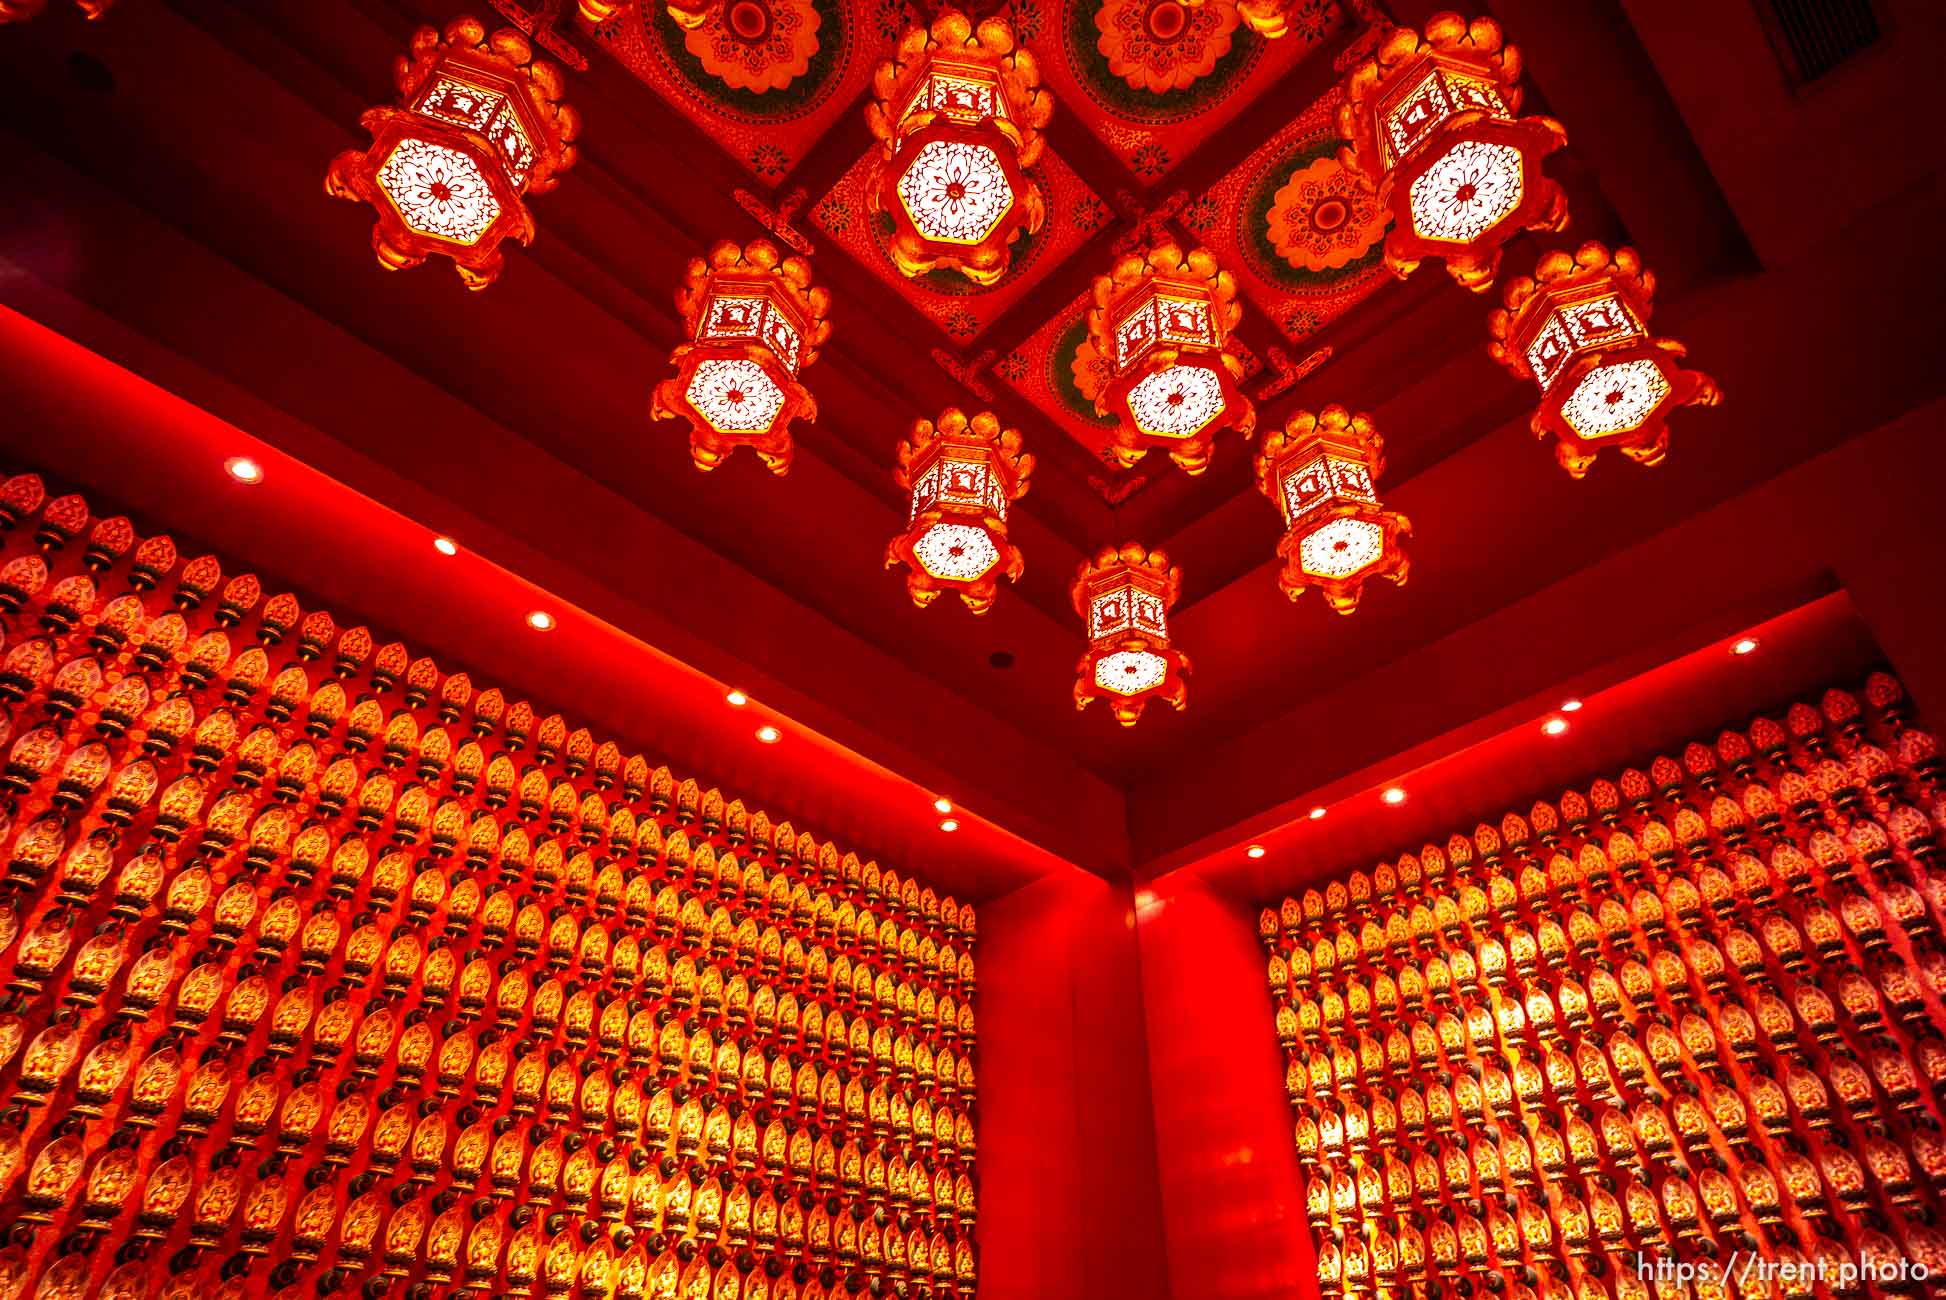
[1137, 870, 1320, 1300]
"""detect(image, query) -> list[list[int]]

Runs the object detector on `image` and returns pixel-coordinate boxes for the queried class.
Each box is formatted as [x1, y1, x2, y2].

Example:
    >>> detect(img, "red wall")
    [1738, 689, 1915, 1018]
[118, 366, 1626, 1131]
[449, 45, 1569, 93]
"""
[976, 869, 1172, 1300]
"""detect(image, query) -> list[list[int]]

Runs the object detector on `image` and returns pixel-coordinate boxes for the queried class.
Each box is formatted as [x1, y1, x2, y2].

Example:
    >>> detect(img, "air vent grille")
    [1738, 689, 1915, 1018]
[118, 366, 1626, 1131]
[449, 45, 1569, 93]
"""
[1761, 0, 1881, 86]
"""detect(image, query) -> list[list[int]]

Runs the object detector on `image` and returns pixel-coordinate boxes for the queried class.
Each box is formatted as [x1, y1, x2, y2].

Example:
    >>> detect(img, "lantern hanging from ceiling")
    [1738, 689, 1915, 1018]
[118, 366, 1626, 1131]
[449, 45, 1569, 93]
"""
[1487, 242, 1721, 477]
[1253, 405, 1410, 613]
[1337, 12, 1567, 292]
[885, 408, 1033, 616]
[326, 16, 580, 290]
[864, 9, 1052, 287]
[1070, 543, 1189, 727]
[1087, 242, 1255, 475]
[650, 239, 831, 475]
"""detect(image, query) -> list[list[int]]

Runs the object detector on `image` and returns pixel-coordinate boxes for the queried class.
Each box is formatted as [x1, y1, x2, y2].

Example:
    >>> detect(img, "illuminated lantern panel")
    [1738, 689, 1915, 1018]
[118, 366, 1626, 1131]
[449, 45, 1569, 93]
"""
[1337, 12, 1568, 291]
[1253, 405, 1410, 613]
[865, 10, 1052, 286]
[1087, 242, 1255, 475]
[1488, 241, 1721, 477]
[326, 16, 580, 290]
[886, 408, 1034, 615]
[651, 238, 832, 475]
[1071, 543, 1189, 727]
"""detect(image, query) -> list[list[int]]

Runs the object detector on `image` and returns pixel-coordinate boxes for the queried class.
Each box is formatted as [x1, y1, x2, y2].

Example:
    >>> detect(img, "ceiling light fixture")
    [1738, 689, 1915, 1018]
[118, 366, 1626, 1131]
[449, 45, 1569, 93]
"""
[1382, 786, 1407, 805]
[1071, 542, 1190, 727]
[755, 724, 781, 744]
[1731, 637, 1759, 656]
[432, 536, 459, 556]
[938, 818, 959, 833]
[1309, 806, 1328, 820]
[1246, 844, 1266, 859]
[933, 798, 952, 814]
[1255, 404, 1410, 613]
[525, 610, 556, 631]
[1542, 716, 1569, 736]
[224, 456, 264, 484]
[1560, 698, 1583, 712]
[725, 689, 748, 707]
[886, 407, 1032, 616]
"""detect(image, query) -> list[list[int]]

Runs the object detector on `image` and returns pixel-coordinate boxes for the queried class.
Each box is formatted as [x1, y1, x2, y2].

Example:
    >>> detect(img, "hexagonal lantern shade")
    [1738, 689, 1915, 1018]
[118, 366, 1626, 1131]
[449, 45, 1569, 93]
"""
[885, 408, 1034, 615]
[1253, 405, 1411, 613]
[326, 16, 579, 290]
[1087, 242, 1255, 476]
[650, 239, 832, 475]
[1337, 12, 1568, 292]
[864, 9, 1052, 287]
[1070, 543, 1189, 727]
[1488, 242, 1721, 477]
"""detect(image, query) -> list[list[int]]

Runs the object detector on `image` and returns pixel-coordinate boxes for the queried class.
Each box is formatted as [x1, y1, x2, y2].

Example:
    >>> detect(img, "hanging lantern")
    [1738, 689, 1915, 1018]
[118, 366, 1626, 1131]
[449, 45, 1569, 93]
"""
[864, 8, 1052, 287]
[1487, 242, 1721, 477]
[1253, 405, 1410, 613]
[326, 16, 580, 289]
[1087, 242, 1255, 475]
[1070, 543, 1189, 727]
[1336, 12, 1567, 291]
[885, 409, 1033, 615]
[650, 240, 831, 475]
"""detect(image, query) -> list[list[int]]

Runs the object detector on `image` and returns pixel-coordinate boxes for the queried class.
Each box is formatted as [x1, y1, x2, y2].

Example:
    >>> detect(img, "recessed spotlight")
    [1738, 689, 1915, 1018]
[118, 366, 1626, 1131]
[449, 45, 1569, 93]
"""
[725, 689, 748, 707]
[1731, 637, 1759, 656]
[1246, 844, 1267, 859]
[755, 724, 781, 744]
[1308, 806, 1328, 820]
[1560, 699, 1583, 713]
[933, 798, 952, 815]
[224, 456, 263, 484]
[526, 610, 556, 632]
[1543, 717, 1570, 736]
[1382, 787, 1407, 805]
[938, 818, 959, 832]
[433, 536, 459, 556]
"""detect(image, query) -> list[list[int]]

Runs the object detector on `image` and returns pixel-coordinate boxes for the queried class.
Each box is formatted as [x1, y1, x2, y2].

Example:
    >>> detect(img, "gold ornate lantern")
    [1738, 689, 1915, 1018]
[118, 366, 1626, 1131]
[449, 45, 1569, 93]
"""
[1488, 242, 1721, 477]
[1253, 405, 1410, 613]
[885, 409, 1033, 616]
[1070, 543, 1189, 727]
[1087, 242, 1255, 475]
[650, 239, 831, 475]
[1337, 12, 1567, 291]
[326, 16, 580, 290]
[864, 9, 1052, 287]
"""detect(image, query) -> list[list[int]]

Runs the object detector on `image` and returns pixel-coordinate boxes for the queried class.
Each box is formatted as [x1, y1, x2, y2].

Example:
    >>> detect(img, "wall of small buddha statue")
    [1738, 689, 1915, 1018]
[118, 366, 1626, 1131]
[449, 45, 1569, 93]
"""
[1260, 674, 1946, 1299]
[0, 468, 979, 1300]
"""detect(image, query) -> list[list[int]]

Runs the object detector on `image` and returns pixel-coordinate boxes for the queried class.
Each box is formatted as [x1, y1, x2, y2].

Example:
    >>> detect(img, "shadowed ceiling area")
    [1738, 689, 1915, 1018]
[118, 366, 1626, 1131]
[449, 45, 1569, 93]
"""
[2, 0, 1943, 881]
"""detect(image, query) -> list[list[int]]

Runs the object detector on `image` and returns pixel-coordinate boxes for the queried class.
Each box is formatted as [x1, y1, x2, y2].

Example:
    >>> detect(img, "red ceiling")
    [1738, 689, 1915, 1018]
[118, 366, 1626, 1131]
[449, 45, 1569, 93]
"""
[0, 0, 1942, 889]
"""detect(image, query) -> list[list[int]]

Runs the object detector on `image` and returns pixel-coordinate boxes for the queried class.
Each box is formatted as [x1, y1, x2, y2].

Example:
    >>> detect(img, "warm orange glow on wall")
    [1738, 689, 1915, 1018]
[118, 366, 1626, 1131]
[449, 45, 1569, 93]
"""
[1070, 542, 1190, 727]
[326, 16, 580, 290]
[1489, 241, 1722, 477]
[1337, 12, 1568, 291]
[1253, 405, 1410, 613]
[650, 239, 832, 476]
[1087, 242, 1255, 476]
[864, 9, 1052, 287]
[885, 407, 1033, 616]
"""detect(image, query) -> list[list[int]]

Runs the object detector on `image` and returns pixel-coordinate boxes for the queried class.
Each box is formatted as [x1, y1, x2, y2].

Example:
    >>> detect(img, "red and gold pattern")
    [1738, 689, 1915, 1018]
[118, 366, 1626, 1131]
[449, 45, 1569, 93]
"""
[650, 239, 832, 475]
[1092, 0, 1239, 94]
[326, 16, 581, 290]
[1488, 242, 1723, 479]
[885, 409, 1033, 616]
[1253, 405, 1409, 613]
[1069, 543, 1188, 727]
[0, 468, 979, 1299]
[1086, 242, 1256, 475]
[677, 0, 823, 93]
[1261, 670, 1946, 1298]
[864, 9, 1053, 287]
[1336, 11, 1567, 292]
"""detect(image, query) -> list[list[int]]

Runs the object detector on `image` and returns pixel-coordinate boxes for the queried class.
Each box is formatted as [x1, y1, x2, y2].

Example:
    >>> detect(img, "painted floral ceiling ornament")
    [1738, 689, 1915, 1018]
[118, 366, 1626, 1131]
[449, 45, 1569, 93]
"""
[1093, 0, 1240, 94]
[1488, 241, 1721, 478]
[1336, 11, 1567, 291]
[1086, 241, 1255, 475]
[885, 408, 1033, 616]
[864, 8, 1052, 287]
[651, 238, 831, 475]
[679, 0, 823, 94]
[1267, 154, 1390, 274]
[326, 16, 580, 290]
[1070, 543, 1190, 727]
[1253, 404, 1409, 612]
